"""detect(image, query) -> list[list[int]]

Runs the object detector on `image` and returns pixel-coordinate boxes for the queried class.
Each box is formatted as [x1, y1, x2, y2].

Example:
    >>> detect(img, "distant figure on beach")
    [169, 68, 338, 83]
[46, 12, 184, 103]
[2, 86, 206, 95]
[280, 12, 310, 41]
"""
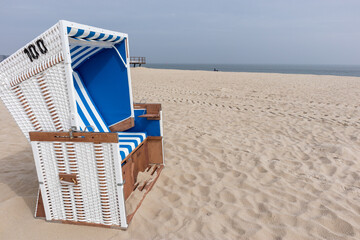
[213, 68, 219, 72]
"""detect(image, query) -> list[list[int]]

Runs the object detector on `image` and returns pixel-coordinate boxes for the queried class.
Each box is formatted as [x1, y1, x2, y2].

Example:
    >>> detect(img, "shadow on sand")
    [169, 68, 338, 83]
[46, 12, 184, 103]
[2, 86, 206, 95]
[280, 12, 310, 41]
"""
[0, 146, 38, 213]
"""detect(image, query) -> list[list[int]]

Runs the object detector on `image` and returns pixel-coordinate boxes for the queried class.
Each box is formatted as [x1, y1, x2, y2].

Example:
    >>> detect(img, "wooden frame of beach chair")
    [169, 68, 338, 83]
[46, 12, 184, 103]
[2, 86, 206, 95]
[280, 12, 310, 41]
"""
[0, 20, 164, 229]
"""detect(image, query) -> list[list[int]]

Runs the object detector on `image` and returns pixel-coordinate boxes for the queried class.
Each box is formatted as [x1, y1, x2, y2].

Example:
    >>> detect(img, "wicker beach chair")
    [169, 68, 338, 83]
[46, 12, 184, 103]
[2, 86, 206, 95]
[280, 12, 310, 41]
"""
[0, 20, 164, 229]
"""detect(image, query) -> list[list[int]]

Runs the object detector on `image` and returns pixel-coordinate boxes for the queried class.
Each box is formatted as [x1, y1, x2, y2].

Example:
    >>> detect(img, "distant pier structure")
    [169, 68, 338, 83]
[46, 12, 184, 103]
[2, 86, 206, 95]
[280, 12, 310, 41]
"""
[130, 56, 146, 67]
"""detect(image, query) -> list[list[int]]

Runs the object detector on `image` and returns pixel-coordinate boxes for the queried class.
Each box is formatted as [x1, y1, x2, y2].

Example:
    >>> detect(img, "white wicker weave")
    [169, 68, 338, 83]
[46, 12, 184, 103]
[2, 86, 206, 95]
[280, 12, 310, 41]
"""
[31, 141, 125, 226]
[0, 22, 71, 140]
[0, 20, 130, 229]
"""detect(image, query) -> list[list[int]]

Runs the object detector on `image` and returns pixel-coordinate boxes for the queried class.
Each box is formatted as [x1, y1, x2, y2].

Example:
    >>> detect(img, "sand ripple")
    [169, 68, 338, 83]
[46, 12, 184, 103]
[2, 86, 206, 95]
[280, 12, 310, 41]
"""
[0, 68, 359, 239]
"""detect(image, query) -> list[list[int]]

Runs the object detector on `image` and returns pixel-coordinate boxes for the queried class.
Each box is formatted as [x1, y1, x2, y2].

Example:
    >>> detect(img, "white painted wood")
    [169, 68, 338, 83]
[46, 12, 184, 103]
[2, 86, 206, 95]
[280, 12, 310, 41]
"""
[60, 20, 128, 39]
[69, 38, 115, 48]
[125, 37, 135, 118]
[31, 142, 52, 220]
[160, 111, 165, 165]
[112, 46, 128, 68]
[59, 20, 78, 128]
[112, 143, 128, 228]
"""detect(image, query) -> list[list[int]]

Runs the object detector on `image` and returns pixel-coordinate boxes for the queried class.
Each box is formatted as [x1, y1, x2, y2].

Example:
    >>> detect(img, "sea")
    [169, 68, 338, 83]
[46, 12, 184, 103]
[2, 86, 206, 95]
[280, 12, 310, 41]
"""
[2, 55, 359, 77]
[145, 64, 360, 77]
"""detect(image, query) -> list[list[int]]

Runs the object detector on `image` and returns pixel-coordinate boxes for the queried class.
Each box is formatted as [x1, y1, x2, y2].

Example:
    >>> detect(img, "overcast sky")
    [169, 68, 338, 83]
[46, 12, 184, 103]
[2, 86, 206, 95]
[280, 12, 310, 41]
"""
[0, 0, 359, 64]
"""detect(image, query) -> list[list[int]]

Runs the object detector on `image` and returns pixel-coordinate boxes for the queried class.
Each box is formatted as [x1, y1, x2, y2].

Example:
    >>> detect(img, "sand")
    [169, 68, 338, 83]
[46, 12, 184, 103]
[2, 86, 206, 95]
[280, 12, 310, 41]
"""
[1, 67, 360, 239]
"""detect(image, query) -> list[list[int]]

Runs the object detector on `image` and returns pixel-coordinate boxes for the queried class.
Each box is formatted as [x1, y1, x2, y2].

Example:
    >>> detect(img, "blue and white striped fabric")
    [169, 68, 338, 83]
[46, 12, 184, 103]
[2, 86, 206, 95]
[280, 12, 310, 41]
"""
[118, 132, 147, 160]
[73, 71, 147, 162]
[70, 45, 103, 69]
[73, 71, 110, 132]
[67, 27, 125, 43]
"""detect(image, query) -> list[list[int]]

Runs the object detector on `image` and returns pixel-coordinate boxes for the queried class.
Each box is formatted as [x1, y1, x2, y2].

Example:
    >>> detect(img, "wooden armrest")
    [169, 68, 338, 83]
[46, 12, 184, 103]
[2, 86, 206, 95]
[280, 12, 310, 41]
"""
[134, 103, 161, 112]
[109, 117, 134, 132]
[134, 103, 161, 120]
[29, 131, 118, 143]
[138, 113, 160, 118]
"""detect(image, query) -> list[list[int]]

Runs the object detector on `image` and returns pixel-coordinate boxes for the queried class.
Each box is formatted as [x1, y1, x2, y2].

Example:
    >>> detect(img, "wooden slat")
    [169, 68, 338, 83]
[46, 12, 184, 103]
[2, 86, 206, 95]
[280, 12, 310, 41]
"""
[121, 139, 147, 165]
[59, 173, 78, 185]
[134, 103, 161, 120]
[122, 160, 135, 200]
[134, 103, 161, 112]
[147, 136, 163, 164]
[122, 140, 150, 200]
[29, 132, 118, 143]
[125, 38, 129, 59]
[138, 113, 160, 119]
[109, 117, 134, 132]
[132, 141, 149, 183]
[35, 188, 46, 218]
[146, 104, 161, 114]
[126, 165, 163, 223]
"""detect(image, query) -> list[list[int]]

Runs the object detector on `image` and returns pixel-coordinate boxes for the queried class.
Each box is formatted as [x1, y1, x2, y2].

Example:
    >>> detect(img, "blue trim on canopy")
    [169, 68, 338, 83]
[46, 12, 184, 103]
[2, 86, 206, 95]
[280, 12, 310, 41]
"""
[73, 29, 85, 38]
[94, 33, 105, 40]
[67, 26, 125, 43]
[86, 31, 96, 39]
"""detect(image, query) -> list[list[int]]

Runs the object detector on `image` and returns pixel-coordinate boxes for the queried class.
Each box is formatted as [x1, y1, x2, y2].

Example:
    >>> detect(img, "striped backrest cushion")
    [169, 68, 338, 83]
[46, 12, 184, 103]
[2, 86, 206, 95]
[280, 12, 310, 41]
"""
[70, 45, 102, 69]
[73, 71, 110, 132]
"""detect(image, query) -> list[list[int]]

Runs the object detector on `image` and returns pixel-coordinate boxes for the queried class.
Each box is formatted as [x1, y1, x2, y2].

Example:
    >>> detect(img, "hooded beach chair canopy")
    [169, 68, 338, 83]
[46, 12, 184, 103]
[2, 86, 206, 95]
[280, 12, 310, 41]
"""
[0, 20, 164, 229]
[1, 20, 136, 134]
[68, 25, 134, 130]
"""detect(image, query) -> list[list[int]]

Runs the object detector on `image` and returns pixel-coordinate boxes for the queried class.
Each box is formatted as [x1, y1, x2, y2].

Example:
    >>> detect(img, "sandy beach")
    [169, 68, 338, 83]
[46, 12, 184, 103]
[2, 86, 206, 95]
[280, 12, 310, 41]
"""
[1, 67, 360, 239]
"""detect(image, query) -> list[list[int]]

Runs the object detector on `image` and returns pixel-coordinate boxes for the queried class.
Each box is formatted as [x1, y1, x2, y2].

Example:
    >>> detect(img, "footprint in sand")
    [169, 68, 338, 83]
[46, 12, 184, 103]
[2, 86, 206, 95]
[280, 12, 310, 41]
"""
[197, 185, 210, 196]
[317, 205, 355, 237]
[167, 193, 181, 202]
[184, 173, 197, 181]
[220, 189, 236, 203]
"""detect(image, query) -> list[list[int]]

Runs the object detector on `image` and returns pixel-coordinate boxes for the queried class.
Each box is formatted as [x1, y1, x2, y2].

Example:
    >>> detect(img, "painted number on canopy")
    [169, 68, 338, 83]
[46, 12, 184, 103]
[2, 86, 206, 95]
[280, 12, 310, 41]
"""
[24, 39, 48, 62]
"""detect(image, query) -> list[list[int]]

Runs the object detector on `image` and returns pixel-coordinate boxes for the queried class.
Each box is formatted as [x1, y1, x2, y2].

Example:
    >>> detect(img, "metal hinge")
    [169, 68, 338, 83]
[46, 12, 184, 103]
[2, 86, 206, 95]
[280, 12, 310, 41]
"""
[117, 180, 126, 186]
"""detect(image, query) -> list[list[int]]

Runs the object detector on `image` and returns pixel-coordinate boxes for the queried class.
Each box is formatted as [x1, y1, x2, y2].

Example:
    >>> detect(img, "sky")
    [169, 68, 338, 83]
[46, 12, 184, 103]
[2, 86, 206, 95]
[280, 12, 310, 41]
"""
[0, 0, 359, 65]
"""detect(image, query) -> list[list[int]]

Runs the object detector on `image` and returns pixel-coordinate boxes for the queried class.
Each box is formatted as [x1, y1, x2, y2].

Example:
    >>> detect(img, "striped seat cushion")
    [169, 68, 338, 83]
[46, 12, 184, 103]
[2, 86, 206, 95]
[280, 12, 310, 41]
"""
[73, 71, 147, 162]
[118, 132, 147, 160]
